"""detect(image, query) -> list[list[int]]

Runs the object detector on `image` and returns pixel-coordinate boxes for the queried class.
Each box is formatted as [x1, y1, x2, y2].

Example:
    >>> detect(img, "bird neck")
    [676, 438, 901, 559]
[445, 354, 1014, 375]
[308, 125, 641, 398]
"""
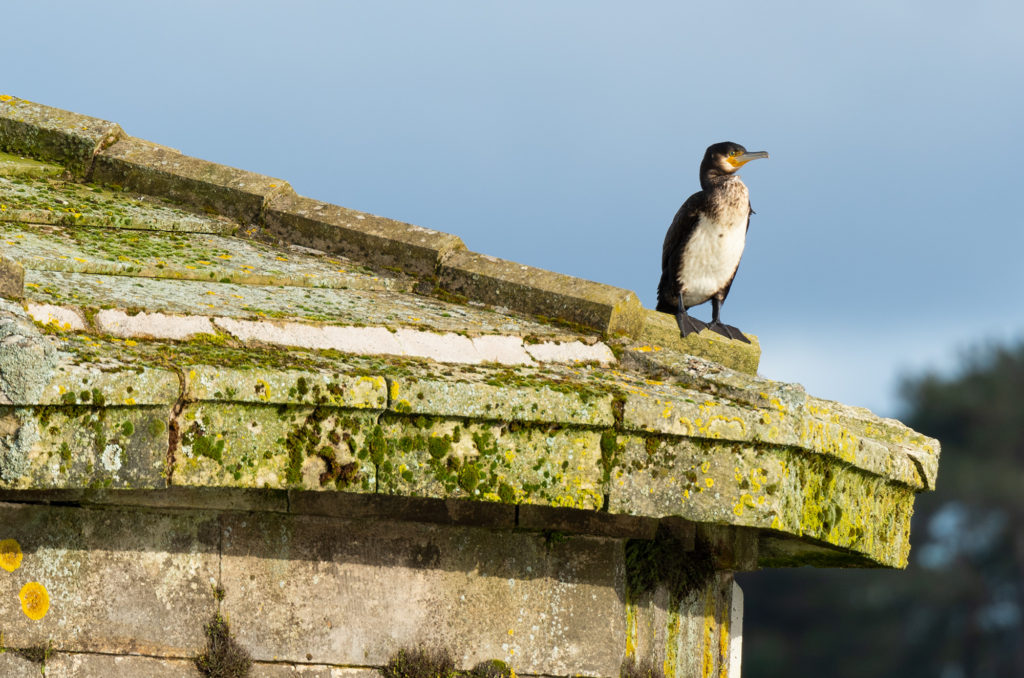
[699, 169, 736, 192]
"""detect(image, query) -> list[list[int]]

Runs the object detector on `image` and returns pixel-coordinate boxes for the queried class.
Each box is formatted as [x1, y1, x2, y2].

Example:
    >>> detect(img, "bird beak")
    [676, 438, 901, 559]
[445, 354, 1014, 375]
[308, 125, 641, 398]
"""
[728, 151, 769, 168]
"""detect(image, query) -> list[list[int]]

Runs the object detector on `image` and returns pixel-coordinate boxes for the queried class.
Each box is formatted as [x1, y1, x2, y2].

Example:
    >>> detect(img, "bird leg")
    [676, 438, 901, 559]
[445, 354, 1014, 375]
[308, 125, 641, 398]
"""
[707, 298, 751, 344]
[676, 293, 706, 338]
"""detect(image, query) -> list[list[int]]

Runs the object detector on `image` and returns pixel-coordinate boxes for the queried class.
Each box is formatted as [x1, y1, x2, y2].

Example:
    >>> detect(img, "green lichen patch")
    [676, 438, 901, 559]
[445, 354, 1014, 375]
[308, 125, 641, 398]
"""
[0, 173, 234, 233]
[1, 219, 409, 292]
[610, 435, 915, 567]
[376, 415, 604, 510]
[174, 402, 377, 492]
[0, 151, 61, 178]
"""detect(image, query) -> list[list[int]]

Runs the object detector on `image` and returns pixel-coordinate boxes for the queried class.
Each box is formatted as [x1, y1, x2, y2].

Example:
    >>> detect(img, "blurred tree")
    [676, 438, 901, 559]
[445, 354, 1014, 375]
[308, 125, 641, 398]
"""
[739, 342, 1024, 678]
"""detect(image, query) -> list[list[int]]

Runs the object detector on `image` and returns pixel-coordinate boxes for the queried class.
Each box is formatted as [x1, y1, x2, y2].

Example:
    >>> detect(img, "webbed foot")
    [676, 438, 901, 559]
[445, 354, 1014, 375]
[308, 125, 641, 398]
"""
[708, 322, 751, 344]
[676, 312, 707, 338]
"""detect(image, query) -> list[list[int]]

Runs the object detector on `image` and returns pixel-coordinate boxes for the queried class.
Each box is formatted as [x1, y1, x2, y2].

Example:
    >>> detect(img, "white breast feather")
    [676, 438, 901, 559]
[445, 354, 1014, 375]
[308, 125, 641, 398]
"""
[677, 182, 749, 308]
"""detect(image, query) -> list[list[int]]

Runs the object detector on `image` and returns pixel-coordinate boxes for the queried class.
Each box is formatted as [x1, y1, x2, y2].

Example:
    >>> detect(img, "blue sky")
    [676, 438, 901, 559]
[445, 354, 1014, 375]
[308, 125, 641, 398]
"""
[4, 1, 1023, 415]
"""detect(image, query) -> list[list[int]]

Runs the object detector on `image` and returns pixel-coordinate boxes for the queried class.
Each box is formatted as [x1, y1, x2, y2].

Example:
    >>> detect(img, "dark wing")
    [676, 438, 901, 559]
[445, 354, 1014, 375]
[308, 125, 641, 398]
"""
[656, 190, 706, 313]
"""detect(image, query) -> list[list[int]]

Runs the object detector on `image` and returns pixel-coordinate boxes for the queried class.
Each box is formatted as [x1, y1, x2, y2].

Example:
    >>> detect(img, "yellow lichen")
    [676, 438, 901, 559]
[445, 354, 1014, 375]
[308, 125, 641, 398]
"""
[0, 538, 23, 572]
[19, 581, 49, 620]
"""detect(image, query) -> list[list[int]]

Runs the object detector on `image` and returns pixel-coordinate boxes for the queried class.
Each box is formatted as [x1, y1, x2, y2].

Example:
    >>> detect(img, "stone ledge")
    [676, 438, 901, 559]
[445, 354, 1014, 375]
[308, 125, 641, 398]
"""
[262, 192, 466, 278]
[0, 96, 123, 177]
[635, 309, 760, 374]
[438, 250, 645, 337]
[91, 135, 294, 224]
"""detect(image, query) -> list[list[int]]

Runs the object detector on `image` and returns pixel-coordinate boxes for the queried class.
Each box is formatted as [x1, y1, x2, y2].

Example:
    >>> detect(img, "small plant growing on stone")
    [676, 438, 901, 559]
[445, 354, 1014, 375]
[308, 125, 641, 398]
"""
[382, 647, 458, 678]
[467, 658, 514, 678]
[621, 656, 664, 678]
[193, 613, 253, 678]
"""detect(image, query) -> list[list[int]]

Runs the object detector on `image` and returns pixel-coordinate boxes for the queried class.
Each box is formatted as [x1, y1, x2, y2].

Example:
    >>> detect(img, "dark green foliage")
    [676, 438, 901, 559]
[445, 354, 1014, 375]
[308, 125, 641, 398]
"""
[382, 647, 457, 678]
[193, 613, 252, 678]
[625, 528, 714, 607]
[467, 659, 513, 678]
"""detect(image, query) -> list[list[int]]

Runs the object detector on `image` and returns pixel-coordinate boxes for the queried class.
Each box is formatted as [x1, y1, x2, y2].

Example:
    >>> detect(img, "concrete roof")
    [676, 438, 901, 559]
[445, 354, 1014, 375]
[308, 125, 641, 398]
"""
[0, 95, 939, 568]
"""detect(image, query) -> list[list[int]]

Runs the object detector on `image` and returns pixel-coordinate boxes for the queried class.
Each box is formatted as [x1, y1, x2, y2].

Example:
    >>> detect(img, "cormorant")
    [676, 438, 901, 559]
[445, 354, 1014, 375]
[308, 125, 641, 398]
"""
[656, 141, 768, 344]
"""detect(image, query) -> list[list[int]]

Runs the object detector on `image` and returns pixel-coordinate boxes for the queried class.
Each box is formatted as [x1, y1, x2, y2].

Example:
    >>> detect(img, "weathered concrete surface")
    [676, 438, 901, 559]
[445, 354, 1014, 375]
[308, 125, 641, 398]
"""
[439, 250, 645, 337]
[627, 573, 742, 678]
[220, 512, 626, 676]
[0, 96, 122, 176]
[263, 192, 467, 278]
[0, 503, 219, 656]
[92, 135, 294, 224]
[42, 653, 199, 677]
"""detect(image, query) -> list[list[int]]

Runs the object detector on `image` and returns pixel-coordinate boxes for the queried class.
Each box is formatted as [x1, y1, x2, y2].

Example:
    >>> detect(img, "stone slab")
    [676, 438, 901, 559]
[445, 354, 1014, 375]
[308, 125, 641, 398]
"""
[633, 310, 760, 375]
[262, 192, 466, 278]
[0, 405, 170, 490]
[44, 653, 200, 677]
[387, 377, 615, 427]
[0, 502, 219, 656]
[220, 512, 626, 676]
[0, 96, 123, 176]
[92, 135, 294, 225]
[438, 250, 644, 337]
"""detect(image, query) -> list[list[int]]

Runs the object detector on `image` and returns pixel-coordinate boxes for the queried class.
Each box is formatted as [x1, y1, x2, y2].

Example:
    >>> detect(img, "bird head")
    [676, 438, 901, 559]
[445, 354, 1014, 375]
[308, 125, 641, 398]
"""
[701, 142, 769, 179]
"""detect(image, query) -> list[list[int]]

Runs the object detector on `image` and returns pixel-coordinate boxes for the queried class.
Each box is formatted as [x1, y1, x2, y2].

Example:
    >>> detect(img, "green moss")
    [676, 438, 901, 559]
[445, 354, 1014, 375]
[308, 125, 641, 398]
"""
[120, 420, 134, 437]
[625, 528, 715, 607]
[193, 613, 253, 678]
[621, 657, 664, 678]
[383, 647, 457, 678]
[428, 434, 452, 460]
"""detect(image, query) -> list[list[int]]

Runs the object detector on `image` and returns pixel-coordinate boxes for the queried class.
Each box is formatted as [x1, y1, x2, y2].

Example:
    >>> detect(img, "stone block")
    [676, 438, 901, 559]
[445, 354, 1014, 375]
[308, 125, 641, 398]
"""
[0, 96, 123, 176]
[184, 366, 388, 409]
[438, 250, 644, 337]
[44, 653, 199, 677]
[173, 402, 378, 492]
[387, 377, 614, 427]
[262, 192, 466, 278]
[375, 416, 605, 511]
[0, 405, 170, 490]
[0, 255, 24, 300]
[92, 135, 294, 224]
[634, 310, 760, 375]
[219, 512, 626, 676]
[0, 502, 219, 656]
